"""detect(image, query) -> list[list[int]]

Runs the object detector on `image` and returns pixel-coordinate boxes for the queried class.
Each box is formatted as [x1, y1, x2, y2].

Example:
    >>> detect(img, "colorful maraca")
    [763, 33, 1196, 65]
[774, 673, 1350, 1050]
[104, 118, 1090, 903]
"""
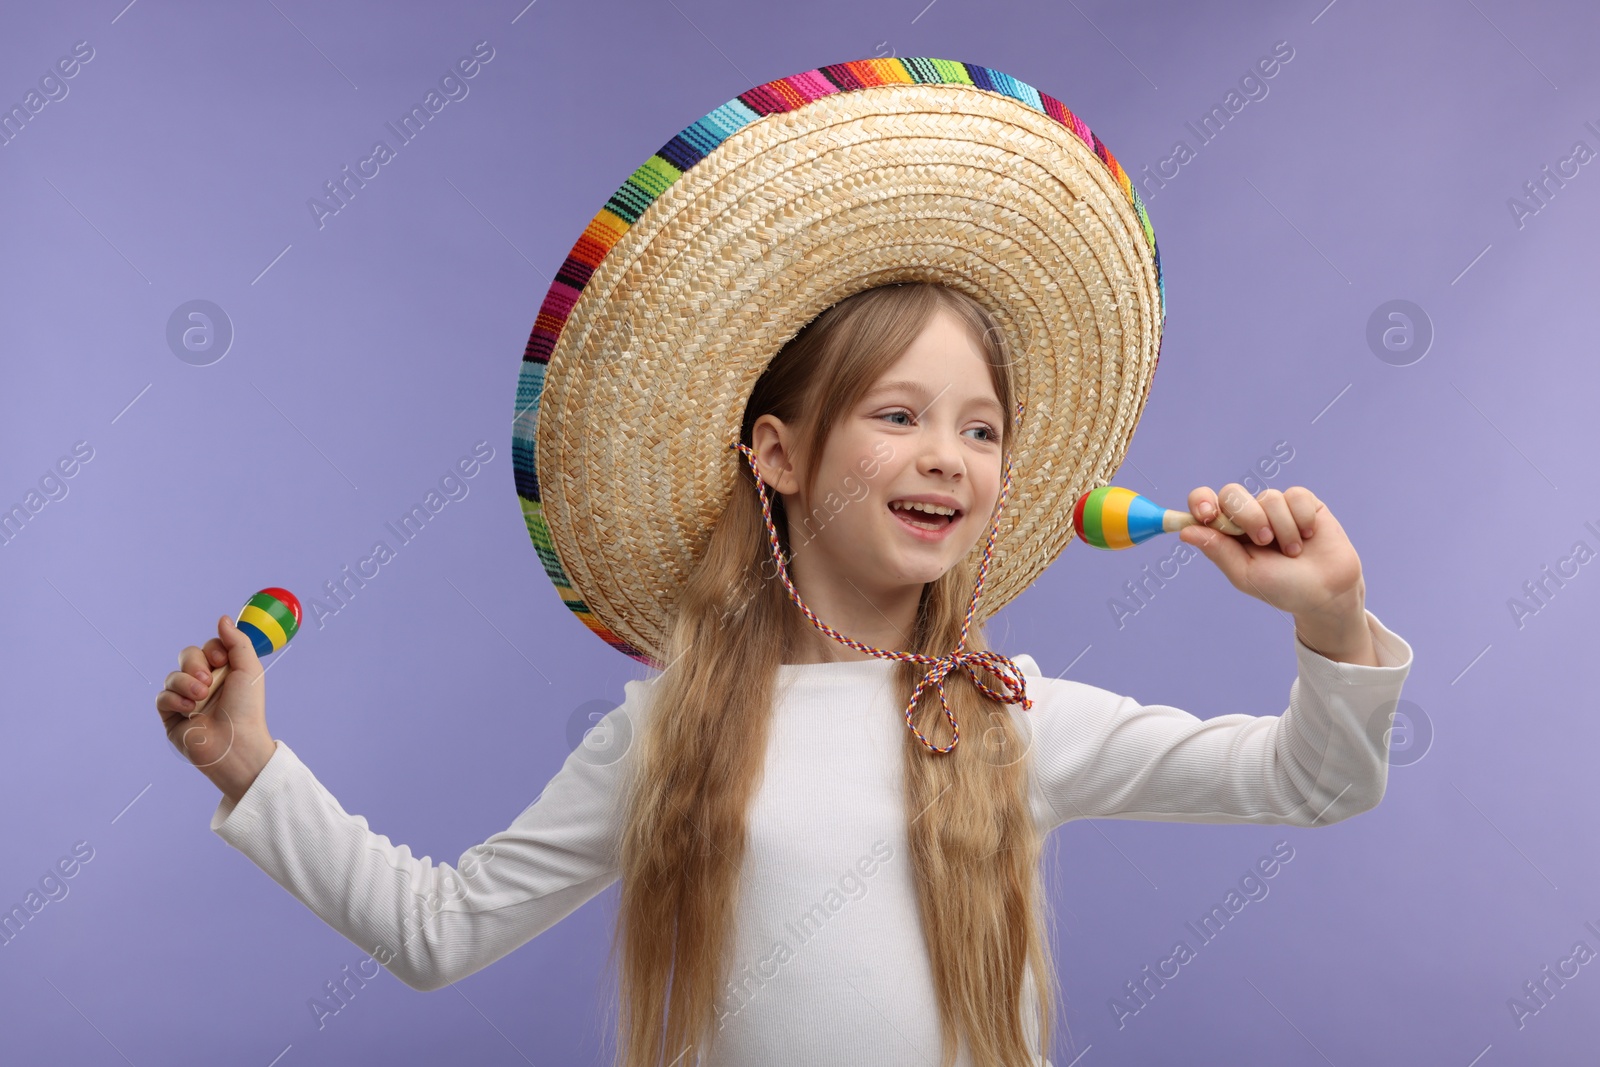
[190, 587, 301, 715]
[1072, 486, 1245, 550]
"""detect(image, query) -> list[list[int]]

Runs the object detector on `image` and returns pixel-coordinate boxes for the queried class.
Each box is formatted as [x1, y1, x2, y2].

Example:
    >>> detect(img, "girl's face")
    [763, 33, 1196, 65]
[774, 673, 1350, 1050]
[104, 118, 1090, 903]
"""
[757, 309, 1007, 601]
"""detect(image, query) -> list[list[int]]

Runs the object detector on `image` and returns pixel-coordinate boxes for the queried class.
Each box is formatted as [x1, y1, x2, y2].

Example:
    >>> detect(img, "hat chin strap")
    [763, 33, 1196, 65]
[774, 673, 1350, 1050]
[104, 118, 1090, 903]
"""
[729, 400, 1032, 755]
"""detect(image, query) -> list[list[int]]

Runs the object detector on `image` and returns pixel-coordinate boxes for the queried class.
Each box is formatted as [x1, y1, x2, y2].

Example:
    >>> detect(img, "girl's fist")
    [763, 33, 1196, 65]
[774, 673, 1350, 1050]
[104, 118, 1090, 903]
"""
[156, 614, 276, 802]
[1178, 484, 1364, 620]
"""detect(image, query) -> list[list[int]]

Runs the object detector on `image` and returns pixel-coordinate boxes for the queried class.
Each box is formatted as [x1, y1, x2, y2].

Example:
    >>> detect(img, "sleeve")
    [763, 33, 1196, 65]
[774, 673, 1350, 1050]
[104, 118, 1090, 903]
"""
[208, 679, 652, 992]
[1022, 608, 1414, 832]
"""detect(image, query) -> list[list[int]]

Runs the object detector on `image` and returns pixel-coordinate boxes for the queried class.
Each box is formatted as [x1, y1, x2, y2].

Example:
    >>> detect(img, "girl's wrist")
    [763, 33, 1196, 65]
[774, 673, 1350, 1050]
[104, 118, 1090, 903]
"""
[1293, 600, 1375, 665]
[213, 736, 278, 805]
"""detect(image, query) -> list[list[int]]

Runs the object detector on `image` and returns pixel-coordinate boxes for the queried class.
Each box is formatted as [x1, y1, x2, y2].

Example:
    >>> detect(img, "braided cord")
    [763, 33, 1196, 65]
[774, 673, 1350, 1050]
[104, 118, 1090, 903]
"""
[729, 401, 1033, 754]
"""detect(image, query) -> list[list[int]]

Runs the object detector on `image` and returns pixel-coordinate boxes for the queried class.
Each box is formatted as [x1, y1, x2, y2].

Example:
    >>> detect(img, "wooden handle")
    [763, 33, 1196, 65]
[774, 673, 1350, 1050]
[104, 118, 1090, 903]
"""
[1165, 509, 1247, 537]
[190, 662, 231, 718]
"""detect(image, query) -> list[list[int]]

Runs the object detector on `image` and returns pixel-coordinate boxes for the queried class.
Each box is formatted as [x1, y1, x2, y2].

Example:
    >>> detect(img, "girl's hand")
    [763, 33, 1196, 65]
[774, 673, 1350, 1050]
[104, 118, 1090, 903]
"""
[1177, 484, 1365, 622]
[156, 614, 277, 803]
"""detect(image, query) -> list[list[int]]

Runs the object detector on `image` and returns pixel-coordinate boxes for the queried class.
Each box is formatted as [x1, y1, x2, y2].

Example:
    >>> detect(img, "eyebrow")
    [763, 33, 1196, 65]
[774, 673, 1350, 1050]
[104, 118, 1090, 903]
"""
[865, 378, 1005, 419]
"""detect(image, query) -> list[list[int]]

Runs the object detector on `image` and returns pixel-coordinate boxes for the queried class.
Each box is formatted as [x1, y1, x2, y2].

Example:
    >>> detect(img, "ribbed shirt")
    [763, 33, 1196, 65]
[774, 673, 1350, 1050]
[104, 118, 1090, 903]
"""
[211, 609, 1414, 1065]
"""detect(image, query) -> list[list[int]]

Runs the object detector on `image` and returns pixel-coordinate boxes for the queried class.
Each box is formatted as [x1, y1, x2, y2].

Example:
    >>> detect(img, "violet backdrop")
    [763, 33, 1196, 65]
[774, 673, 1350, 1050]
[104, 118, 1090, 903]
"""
[2, 0, 1597, 1063]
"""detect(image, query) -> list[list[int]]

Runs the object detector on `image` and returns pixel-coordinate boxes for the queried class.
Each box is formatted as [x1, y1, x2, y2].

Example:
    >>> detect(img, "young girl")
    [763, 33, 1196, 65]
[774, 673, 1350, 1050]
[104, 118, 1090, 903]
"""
[157, 63, 1414, 1067]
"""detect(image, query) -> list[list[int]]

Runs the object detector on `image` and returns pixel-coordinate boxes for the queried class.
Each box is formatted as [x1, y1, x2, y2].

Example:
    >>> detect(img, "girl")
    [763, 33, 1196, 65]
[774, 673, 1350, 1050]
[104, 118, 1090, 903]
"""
[158, 63, 1414, 1067]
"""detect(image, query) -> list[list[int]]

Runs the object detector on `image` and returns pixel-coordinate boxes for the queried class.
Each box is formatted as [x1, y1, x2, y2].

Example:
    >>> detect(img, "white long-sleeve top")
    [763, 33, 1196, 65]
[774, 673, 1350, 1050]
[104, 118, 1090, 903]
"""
[211, 609, 1414, 1065]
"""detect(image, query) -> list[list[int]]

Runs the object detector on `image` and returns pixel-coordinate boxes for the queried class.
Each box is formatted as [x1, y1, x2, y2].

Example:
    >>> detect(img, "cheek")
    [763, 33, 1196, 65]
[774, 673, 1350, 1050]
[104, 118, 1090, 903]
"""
[979, 461, 1004, 509]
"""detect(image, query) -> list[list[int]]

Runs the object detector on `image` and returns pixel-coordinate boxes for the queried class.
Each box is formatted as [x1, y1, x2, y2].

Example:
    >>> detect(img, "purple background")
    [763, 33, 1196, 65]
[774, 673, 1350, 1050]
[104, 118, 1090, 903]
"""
[3, 1, 1597, 1063]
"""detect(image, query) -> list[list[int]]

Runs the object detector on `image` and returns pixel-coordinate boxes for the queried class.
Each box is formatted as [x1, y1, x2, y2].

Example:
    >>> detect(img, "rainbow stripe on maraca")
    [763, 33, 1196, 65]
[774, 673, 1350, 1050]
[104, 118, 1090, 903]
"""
[1073, 486, 1171, 550]
[237, 587, 301, 657]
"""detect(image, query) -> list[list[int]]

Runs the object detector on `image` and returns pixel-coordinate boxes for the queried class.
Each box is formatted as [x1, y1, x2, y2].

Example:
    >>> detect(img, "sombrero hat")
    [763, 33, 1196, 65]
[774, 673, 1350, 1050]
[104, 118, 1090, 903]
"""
[513, 57, 1165, 671]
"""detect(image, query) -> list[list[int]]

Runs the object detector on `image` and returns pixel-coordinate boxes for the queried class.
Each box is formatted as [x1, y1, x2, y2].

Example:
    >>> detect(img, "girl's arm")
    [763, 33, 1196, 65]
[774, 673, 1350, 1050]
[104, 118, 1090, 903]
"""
[1021, 608, 1414, 831]
[209, 681, 650, 991]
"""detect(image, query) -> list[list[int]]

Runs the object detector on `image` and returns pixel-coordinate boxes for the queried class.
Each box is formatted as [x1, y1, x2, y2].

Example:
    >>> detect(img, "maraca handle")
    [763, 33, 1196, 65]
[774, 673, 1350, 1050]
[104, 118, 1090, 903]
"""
[190, 662, 231, 718]
[1165, 509, 1246, 537]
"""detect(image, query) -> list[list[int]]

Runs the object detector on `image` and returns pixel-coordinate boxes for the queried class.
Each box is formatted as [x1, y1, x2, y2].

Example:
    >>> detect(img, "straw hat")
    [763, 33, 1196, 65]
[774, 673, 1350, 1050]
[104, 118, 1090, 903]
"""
[513, 57, 1166, 670]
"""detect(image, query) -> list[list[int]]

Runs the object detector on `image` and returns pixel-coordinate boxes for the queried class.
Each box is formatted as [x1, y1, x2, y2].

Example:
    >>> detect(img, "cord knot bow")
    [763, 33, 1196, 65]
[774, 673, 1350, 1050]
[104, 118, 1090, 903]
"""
[903, 646, 1032, 754]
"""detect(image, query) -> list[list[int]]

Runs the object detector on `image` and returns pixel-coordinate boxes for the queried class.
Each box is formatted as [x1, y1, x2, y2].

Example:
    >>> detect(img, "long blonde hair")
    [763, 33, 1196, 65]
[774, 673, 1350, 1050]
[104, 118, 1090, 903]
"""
[610, 282, 1062, 1066]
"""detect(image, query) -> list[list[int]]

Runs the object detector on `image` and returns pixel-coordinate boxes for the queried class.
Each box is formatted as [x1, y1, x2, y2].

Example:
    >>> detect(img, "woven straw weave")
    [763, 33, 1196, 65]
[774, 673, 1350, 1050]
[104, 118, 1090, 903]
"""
[514, 60, 1164, 667]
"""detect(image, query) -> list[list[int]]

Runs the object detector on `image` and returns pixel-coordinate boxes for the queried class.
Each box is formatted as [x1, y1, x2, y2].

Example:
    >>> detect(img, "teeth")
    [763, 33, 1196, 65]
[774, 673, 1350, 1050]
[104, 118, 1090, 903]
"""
[891, 500, 956, 517]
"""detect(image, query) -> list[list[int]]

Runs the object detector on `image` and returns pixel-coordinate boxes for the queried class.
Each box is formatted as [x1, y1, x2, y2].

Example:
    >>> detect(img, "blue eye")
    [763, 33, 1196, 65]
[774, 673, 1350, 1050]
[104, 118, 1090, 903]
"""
[879, 410, 997, 442]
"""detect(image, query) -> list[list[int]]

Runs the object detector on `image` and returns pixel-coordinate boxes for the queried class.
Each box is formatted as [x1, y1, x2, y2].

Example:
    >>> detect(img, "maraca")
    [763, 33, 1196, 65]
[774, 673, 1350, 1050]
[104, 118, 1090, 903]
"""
[1072, 486, 1246, 550]
[190, 587, 301, 716]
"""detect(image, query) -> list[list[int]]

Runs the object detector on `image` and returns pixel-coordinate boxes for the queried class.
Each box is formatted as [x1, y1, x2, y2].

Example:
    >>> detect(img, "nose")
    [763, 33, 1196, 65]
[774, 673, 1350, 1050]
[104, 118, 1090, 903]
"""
[916, 425, 966, 481]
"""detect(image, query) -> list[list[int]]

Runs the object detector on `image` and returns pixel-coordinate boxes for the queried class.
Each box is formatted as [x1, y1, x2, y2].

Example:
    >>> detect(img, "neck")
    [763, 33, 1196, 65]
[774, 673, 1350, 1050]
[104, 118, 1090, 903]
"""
[781, 550, 924, 664]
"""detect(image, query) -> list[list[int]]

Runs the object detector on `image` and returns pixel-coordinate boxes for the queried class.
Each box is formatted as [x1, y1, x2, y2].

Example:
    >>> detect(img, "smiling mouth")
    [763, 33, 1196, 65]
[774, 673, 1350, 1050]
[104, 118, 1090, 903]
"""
[888, 500, 962, 532]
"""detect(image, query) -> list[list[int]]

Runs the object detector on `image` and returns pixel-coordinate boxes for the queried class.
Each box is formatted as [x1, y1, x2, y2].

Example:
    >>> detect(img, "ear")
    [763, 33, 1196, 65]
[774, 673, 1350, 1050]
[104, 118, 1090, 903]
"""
[749, 414, 803, 495]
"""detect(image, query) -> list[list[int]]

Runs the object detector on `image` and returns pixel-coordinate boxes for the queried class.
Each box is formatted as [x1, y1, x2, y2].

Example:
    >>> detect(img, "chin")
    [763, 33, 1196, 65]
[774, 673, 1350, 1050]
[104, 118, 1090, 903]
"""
[899, 554, 964, 586]
[877, 525, 981, 586]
